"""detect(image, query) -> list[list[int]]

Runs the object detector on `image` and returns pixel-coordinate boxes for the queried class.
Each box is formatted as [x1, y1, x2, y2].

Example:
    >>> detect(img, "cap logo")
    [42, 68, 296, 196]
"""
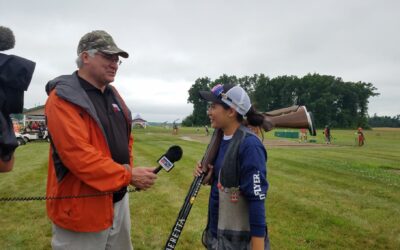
[211, 84, 224, 97]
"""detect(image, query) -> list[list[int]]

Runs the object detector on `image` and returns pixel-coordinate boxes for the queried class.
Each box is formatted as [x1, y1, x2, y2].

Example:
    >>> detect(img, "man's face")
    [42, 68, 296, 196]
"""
[83, 51, 121, 86]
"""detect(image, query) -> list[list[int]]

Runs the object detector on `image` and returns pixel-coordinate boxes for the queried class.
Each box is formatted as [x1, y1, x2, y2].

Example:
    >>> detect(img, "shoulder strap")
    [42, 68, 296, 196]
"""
[219, 126, 249, 188]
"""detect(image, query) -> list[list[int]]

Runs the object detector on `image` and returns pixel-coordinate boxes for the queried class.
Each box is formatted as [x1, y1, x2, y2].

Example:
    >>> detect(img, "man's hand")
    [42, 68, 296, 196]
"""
[130, 167, 157, 190]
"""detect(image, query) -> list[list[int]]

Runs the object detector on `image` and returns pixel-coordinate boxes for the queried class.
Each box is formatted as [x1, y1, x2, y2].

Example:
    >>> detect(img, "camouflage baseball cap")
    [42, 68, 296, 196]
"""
[77, 30, 129, 58]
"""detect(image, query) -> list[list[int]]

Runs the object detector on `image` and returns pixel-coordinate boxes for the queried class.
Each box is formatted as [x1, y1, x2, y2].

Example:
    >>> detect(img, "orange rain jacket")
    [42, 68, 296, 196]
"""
[45, 72, 133, 232]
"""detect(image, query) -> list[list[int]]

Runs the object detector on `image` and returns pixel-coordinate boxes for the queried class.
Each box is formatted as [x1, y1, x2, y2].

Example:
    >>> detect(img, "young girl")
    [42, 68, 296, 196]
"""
[194, 84, 269, 250]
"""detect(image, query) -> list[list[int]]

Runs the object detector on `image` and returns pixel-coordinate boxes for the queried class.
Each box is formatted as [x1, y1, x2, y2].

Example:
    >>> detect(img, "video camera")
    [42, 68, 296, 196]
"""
[0, 26, 36, 161]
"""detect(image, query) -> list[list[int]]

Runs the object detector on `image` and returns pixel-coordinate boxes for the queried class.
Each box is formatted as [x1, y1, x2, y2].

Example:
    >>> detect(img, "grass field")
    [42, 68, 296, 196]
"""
[0, 127, 399, 249]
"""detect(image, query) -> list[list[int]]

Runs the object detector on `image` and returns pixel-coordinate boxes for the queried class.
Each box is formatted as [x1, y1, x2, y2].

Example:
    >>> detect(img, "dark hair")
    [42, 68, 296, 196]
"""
[220, 103, 264, 127]
[220, 103, 265, 140]
[245, 106, 264, 127]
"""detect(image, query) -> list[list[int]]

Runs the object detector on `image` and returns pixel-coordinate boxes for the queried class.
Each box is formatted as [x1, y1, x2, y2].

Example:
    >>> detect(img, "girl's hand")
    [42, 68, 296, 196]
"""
[193, 161, 203, 177]
[194, 161, 214, 185]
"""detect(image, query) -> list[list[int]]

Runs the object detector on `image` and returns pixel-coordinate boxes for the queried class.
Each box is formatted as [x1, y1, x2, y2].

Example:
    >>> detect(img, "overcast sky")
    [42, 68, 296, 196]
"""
[1, 0, 399, 122]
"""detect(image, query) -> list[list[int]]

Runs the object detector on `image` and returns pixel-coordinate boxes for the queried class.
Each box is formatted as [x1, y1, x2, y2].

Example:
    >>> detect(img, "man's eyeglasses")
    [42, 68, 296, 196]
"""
[97, 52, 122, 65]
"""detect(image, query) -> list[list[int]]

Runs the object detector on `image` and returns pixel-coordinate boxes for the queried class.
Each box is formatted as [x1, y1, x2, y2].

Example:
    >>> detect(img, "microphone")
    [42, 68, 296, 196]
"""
[0, 26, 15, 51]
[134, 145, 182, 191]
[154, 145, 183, 174]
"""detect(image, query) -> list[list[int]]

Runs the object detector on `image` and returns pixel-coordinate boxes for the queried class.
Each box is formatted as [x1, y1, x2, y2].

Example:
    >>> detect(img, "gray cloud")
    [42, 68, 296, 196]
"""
[1, 0, 399, 121]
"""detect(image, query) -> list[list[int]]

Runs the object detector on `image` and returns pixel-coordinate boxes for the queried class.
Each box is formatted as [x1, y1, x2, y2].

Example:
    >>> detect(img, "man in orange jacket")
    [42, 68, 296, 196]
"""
[45, 30, 157, 250]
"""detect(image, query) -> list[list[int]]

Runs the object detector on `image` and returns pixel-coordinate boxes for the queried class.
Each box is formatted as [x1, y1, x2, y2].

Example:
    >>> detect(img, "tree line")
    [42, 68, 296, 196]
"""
[182, 73, 380, 129]
[368, 114, 400, 127]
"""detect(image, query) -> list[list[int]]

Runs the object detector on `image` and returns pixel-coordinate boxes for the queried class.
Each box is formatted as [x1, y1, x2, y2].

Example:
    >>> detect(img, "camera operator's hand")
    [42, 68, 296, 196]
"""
[0, 111, 18, 172]
[0, 110, 15, 172]
[0, 156, 14, 172]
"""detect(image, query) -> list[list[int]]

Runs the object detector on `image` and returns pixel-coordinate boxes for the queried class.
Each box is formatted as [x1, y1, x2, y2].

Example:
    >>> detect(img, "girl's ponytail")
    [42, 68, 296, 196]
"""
[244, 106, 265, 141]
[246, 106, 264, 127]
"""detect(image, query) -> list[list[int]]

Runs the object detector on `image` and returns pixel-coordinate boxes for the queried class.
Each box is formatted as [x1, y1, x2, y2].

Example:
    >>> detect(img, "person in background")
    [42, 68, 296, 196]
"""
[323, 125, 331, 144]
[357, 127, 365, 146]
[172, 121, 178, 135]
[205, 125, 209, 136]
[13, 121, 21, 133]
[299, 128, 307, 143]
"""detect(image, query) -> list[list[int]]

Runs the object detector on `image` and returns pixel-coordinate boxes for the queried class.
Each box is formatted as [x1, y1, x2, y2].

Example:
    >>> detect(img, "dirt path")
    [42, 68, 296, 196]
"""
[180, 135, 337, 148]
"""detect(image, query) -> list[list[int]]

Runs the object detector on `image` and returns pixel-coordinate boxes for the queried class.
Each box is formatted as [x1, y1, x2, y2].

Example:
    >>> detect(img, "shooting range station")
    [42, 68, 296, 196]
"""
[274, 130, 299, 139]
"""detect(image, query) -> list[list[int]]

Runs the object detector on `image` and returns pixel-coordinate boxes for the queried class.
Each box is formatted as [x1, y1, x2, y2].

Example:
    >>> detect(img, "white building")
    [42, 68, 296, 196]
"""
[132, 114, 148, 128]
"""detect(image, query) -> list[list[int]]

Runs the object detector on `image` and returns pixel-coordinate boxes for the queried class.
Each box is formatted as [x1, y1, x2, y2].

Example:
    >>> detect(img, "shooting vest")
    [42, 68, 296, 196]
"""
[203, 125, 269, 250]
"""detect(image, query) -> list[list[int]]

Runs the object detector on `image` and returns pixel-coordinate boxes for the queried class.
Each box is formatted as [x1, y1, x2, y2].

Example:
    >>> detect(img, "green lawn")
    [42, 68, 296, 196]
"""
[0, 127, 399, 249]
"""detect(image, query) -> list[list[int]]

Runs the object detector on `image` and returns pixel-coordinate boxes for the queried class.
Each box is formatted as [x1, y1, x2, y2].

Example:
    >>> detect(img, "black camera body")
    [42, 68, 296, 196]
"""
[0, 53, 36, 115]
[0, 53, 36, 161]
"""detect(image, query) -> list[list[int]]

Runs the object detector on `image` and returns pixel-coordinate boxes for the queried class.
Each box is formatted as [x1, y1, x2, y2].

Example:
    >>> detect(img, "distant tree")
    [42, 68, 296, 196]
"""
[368, 114, 400, 127]
[186, 77, 211, 126]
[181, 114, 194, 127]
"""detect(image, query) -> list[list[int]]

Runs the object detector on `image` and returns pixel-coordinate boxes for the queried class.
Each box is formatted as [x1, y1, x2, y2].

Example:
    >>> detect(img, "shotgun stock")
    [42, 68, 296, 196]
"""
[262, 105, 316, 136]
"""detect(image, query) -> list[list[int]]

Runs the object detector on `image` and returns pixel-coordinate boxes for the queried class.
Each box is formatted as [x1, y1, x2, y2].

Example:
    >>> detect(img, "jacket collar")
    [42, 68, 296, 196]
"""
[45, 71, 108, 145]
